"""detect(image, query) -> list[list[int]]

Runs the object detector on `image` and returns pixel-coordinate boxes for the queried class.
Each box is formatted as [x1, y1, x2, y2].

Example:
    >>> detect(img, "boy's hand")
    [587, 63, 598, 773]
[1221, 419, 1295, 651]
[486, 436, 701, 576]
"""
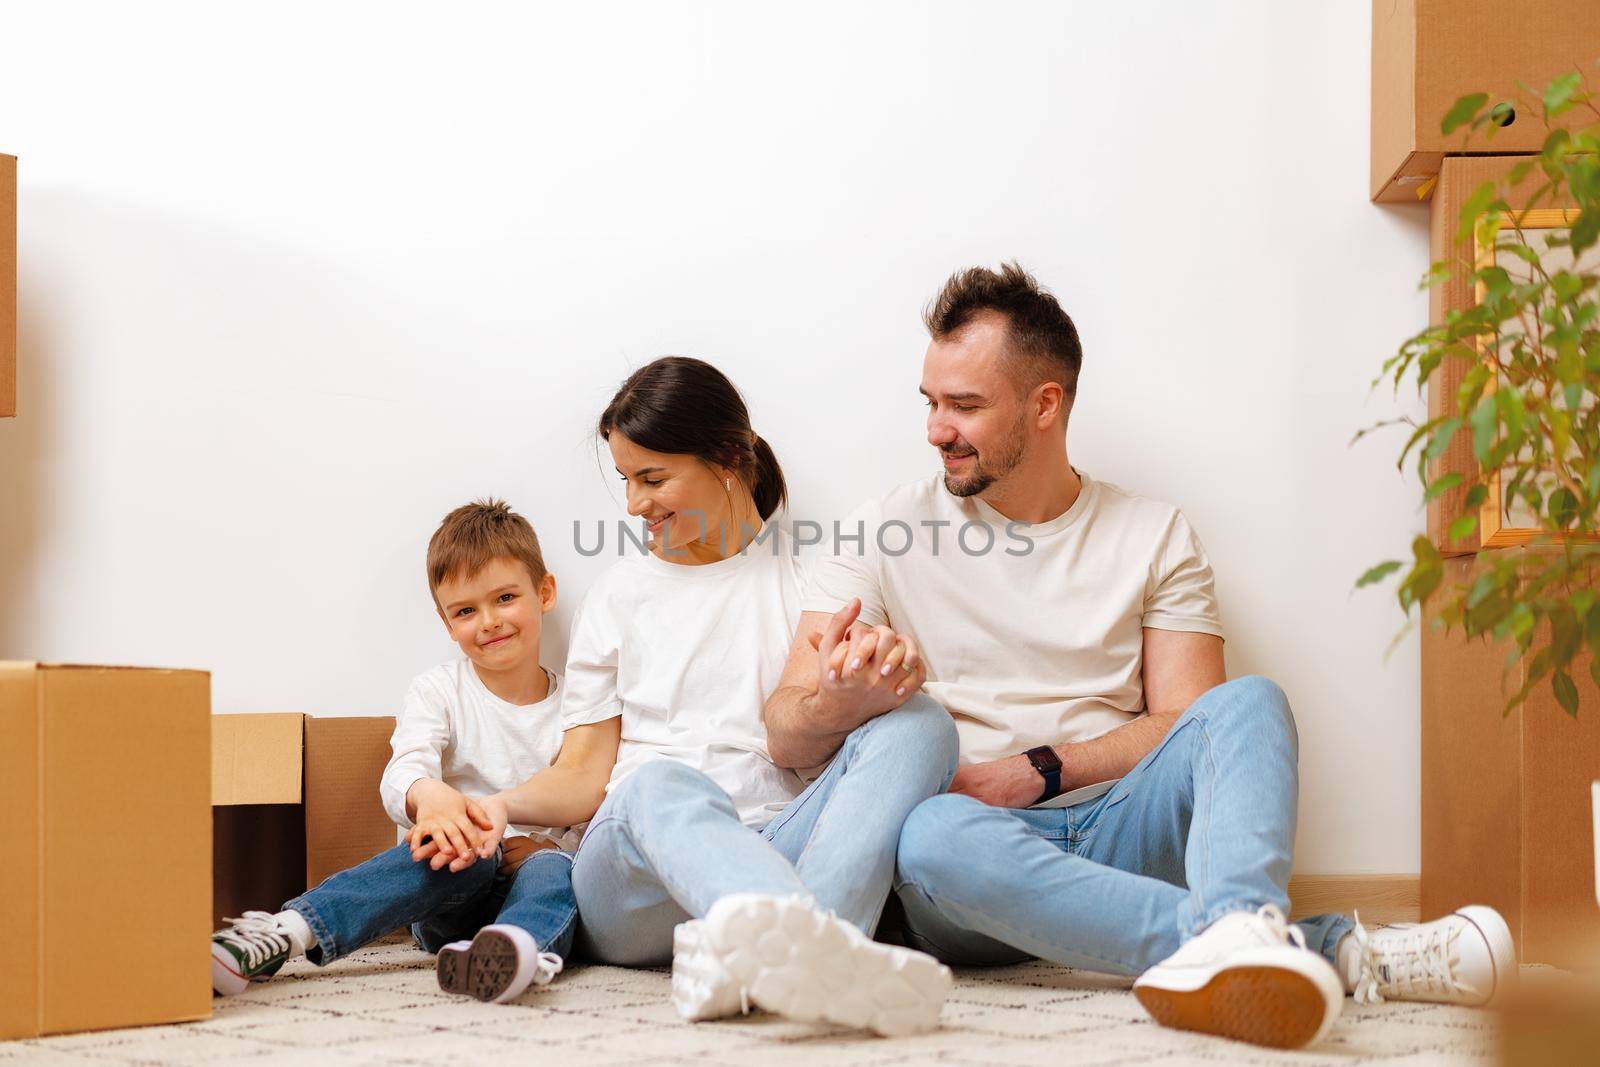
[443, 795, 509, 873]
[405, 779, 485, 869]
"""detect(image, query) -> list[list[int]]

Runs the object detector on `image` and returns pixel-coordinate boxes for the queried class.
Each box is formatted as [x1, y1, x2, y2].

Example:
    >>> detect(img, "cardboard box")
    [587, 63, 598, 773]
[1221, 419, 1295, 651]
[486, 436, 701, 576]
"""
[212, 713, 397, 925]
[1370, 0, 1600, 203]
[0, 663, 211, 1039]
[1421, 555, 1600, 969]
[2, 152, 14, 418]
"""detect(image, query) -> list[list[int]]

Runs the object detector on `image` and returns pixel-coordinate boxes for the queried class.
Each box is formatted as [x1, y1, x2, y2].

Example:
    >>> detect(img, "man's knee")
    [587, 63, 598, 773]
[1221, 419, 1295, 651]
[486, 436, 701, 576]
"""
[1199, 674, 1297, 756]
[856, 693, 961, 785]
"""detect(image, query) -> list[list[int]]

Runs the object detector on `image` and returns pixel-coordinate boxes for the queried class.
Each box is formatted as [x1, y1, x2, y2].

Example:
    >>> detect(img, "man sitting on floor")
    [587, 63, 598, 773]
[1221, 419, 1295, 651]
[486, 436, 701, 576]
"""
[761, 262, 1514, 1050]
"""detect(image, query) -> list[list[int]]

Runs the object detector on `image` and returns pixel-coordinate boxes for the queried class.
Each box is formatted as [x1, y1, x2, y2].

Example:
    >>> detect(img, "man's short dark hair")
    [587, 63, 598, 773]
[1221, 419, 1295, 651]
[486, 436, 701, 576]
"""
[923, 261, 1083, 413]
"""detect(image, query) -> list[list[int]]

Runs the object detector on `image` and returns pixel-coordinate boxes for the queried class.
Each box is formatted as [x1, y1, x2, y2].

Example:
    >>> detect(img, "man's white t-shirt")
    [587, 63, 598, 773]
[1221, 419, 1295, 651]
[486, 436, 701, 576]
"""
[560, 524, 809, 828]
[380, 660, 582, 850]
[801, 470, 1224, 764]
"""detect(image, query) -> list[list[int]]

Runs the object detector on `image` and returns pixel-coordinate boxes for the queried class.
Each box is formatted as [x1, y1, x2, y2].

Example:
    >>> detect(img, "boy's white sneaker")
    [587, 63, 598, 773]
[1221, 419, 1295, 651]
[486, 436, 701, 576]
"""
[1344, 905, 1515, 1006]
[683, 893, 953, 1036]
[436, 924, 563, 1004]
[1133, 904, 1344, 1050]
[210, 912, 297, 996]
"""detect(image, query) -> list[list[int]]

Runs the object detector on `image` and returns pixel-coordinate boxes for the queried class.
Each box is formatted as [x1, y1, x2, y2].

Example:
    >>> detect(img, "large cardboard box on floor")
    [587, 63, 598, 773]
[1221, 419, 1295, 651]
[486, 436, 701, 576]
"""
[212, 713, 397, 925]
[1, 663, 211, 1039]
[1421, 555, 1600, 969]
[1370, 0, 1600, 203]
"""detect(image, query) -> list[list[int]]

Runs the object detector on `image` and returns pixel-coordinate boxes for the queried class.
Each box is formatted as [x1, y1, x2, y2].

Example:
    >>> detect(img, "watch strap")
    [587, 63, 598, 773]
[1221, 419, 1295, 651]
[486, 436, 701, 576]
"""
[1025, 745, 1063, 803]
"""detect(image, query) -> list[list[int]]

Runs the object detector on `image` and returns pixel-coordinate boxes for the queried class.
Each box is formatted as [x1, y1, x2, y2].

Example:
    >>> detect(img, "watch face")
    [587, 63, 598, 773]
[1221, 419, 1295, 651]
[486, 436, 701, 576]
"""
[1029, 746, 1061, 773]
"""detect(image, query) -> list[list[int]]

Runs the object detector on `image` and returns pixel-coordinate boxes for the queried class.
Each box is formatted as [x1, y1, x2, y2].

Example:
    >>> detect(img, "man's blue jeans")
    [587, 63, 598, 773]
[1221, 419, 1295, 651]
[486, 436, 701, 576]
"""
[571, 694, 960, 966]
[893, 675, 1354, 974]
[283, 840, 577, 965]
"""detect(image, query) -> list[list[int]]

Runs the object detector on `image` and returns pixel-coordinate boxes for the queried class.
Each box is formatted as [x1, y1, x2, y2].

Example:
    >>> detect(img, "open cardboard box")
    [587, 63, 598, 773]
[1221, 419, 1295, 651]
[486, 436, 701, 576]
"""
[2, 663, 211, 1039]
[212, 713, 397, 926]
[1370, 0, 1600, 203]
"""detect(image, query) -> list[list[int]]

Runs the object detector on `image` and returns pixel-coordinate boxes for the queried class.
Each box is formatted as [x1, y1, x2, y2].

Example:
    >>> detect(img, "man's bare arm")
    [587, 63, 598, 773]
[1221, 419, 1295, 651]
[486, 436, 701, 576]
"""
[950, 628, 1225, 807]
[1057, 628, 1225, 787]
[764, 602, 927, 769]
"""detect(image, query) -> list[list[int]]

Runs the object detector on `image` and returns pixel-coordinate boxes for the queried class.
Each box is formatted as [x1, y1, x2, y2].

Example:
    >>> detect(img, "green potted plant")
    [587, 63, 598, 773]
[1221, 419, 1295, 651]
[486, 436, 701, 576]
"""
[1358, 63, 1600, 968]
[1358, 65, 1600, 716]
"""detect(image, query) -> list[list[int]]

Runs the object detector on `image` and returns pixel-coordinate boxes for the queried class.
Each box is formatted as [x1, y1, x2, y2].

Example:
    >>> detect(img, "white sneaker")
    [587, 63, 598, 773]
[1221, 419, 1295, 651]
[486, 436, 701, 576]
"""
[672, 919, 749, 1021]
[436, 924, 563, 1004]
[686, 893, 953, 1036]
[210, 912, 297, 996]
[1345, 905, 1515, 1006]
[1134, 904, 1344, 1049]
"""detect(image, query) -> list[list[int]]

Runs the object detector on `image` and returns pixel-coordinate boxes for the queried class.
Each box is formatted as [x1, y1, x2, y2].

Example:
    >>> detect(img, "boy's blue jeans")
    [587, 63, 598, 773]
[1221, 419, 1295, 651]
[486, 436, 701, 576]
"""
[283, 840, 577, 966]
[893, 675, 1355, 974]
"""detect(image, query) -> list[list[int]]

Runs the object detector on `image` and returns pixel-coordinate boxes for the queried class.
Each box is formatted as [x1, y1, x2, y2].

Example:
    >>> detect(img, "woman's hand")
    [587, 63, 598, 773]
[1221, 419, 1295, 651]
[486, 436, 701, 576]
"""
[808, 598, 927, 726]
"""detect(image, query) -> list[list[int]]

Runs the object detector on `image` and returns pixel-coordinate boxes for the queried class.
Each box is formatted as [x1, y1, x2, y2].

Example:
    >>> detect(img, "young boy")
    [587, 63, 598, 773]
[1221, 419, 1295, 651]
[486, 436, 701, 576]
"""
[211, 499, 592, 1004]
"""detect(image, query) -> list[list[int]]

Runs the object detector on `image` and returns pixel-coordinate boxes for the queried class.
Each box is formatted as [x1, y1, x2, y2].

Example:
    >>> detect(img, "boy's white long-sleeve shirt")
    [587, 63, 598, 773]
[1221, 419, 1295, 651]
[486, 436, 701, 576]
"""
[379, 659, 581, 851]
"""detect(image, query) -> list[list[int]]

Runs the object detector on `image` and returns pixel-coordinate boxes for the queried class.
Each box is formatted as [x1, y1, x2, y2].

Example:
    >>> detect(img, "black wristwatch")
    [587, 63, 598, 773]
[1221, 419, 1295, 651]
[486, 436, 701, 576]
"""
[1025, 745, 1063, 803]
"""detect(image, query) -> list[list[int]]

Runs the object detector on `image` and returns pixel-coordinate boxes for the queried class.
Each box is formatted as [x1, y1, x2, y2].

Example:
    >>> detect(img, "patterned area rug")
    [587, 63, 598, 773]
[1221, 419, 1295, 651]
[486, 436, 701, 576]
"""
[3, 936, 1496, 1066]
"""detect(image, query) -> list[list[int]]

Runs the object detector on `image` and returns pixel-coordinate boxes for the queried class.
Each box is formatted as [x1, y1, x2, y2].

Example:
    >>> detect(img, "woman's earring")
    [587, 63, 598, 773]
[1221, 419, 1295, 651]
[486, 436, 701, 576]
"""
[725, 477, 732, 491]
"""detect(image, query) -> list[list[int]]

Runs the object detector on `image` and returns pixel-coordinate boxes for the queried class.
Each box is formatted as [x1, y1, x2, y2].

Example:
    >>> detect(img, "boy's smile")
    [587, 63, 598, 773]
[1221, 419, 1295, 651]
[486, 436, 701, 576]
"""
[435, 555, 557, 704]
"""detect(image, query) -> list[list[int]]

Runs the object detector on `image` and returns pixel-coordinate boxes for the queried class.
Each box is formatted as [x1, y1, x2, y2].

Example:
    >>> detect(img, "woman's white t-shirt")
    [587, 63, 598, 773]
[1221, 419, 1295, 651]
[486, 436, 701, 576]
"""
[560, 524, 810, 828]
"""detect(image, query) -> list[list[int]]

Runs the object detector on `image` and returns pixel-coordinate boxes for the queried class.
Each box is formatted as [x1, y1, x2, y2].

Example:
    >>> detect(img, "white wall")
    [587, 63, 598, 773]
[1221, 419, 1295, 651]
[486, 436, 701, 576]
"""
[0, 1, 1429, 874]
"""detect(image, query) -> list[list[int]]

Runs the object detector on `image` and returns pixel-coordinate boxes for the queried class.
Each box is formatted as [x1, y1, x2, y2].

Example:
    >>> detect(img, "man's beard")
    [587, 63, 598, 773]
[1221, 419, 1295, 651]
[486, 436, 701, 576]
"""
[942, 419, 1027, 498]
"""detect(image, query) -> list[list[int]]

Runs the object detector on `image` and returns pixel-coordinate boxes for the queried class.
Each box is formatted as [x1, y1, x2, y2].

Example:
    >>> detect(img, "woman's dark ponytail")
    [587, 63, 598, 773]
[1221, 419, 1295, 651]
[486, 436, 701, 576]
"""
[749, 434, 787, 521]
[599, 356, 789, 521]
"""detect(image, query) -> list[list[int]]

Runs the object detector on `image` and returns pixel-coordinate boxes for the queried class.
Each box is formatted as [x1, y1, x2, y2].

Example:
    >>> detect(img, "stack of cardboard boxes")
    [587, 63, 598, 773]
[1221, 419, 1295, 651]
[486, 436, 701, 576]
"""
[3, 661, 397, 1040]
[1372, 1, 1600, 969]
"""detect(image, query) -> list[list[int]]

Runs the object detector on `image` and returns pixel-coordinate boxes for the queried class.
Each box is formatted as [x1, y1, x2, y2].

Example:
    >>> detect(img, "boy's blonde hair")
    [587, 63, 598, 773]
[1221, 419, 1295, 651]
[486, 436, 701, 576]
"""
[427, 499, 548, 605]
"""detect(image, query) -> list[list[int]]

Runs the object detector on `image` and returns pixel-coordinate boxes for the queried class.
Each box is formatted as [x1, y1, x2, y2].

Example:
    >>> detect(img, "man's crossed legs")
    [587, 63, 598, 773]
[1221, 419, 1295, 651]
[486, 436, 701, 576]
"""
[894, 676, 1515, 1049]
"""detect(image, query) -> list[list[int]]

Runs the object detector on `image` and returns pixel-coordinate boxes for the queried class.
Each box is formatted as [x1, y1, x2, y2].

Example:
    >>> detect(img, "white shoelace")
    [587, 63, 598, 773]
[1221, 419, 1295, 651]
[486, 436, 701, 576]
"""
[531, 950, 564, 986]
[1348, 911, 1459, 1005]
[1248, 904, 1309, 951]
[217, 911, 292, 969]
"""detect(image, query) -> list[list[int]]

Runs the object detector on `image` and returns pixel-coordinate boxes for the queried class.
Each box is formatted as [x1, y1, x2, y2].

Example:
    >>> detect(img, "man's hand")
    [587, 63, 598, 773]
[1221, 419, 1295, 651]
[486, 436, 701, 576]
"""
[405, 779, 491, 870]
[806, 598, 927, 729]
[949, 754, 1046, 809]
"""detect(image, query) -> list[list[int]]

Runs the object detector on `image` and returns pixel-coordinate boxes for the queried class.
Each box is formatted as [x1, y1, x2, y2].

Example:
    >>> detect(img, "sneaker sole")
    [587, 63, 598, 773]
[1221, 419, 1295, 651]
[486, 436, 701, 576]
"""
[209, 943, 252, 997]
[436, 928, 530, 1004]
[703, 894, 952, 1037]
[1456, 905, 1517, 1005]
[1134, 964, 1337, 1049]
[672, 920, 746, 1022]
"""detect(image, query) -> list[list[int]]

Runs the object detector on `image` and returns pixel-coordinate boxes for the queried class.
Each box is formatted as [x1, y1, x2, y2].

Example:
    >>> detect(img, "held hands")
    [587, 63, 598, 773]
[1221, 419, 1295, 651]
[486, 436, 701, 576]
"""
[949, 754, 1046, 809]
[807, 598, 927, 728]
[405, 780, 508, 872]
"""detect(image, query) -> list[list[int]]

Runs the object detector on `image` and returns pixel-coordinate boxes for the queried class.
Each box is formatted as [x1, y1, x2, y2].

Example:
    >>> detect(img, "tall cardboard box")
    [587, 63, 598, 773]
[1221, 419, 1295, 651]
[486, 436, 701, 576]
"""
[1421, 556, 1600, 969]
[1, 152, 15, 418]
[1, 663, 212, 1039]
[212, 713, 397, 925]
[1370, 0, 1600, 202]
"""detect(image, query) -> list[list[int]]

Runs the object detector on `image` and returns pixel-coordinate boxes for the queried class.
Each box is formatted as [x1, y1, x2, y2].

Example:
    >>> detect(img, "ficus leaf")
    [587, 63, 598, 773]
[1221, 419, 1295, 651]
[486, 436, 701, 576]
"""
[1443, 93, 1489, 134]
